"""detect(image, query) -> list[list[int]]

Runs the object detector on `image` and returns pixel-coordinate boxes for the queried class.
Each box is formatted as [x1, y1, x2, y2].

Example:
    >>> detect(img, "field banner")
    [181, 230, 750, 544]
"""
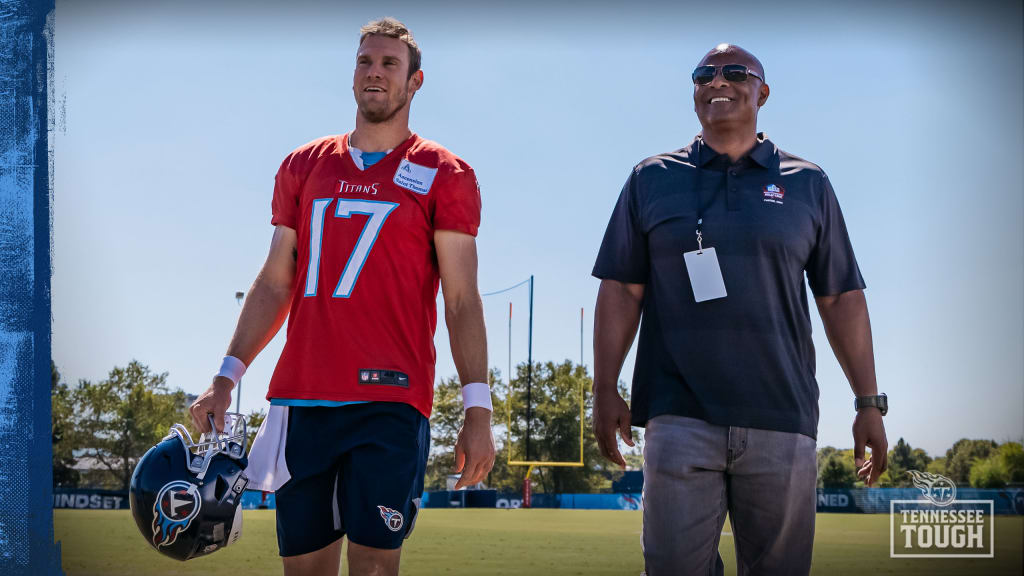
[52, 490, 129, 510]
[51, 488, 1024, 514]
[817, 488, 1024, 515]
[53, 490, 276, 510]
[422, 490, 499, 508]
[483, 493, 642, 510]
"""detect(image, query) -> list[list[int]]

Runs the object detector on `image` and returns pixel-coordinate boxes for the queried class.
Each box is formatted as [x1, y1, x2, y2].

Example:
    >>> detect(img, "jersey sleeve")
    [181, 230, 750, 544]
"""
[270, 152, 303, 229]
[431, 159, 481, 236]
[805, 173, 866, 296]
[592, 167, 649, 283]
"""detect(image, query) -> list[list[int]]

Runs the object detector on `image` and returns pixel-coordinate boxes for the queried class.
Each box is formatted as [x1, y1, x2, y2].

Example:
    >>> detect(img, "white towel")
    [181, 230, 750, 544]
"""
[246, 405, 291, 492]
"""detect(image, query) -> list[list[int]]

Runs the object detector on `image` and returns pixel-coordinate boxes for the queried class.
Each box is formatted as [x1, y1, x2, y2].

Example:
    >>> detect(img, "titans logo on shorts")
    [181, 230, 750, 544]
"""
[274, 402, 429, 555]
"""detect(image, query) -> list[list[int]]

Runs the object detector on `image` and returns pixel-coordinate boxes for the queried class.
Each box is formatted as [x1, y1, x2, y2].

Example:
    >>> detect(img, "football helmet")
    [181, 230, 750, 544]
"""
[129, 413, 250, 561]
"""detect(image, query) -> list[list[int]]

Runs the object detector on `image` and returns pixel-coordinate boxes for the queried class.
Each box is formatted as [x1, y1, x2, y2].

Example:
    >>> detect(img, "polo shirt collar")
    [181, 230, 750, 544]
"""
[695, 132, 778, 170]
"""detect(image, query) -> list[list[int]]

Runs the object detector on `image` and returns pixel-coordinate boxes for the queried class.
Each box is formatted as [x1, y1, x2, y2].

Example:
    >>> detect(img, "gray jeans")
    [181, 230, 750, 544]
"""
[642, 415, 817, 576]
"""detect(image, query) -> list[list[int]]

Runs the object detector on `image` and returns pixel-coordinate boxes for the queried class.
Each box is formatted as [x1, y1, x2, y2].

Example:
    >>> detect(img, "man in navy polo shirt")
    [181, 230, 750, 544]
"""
[592, 44, 889, 575]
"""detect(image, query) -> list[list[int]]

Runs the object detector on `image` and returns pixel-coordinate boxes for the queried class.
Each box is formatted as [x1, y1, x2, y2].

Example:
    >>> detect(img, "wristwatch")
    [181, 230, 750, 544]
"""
[854, 393, 887, 416]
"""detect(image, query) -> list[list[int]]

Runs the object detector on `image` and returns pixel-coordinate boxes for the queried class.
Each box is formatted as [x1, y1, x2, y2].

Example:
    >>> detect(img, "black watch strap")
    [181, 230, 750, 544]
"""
[855, 393, 887, 416]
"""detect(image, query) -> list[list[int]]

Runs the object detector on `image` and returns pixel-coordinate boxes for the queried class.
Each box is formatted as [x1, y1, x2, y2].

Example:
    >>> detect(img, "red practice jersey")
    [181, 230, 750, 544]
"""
[267, 133, 481, 417]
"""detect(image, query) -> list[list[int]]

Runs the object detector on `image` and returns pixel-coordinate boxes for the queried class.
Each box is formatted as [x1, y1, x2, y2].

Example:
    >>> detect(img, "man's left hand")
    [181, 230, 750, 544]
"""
[853, 408, 888, 486]
[453, 407, 496, 489]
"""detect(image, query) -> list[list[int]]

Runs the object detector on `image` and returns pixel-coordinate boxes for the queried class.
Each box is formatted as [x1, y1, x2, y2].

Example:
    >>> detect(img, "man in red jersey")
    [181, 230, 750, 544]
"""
[189, 18, 495, 576]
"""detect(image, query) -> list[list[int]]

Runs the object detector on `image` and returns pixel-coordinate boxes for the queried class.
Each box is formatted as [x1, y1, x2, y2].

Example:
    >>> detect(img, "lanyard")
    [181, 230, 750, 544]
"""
[694, 136, 766, 252]
[694, 138, 715, 254]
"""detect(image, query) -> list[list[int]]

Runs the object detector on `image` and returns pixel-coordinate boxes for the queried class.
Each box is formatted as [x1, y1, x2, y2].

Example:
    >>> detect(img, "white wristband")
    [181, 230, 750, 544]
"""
[461, 382, 492, 411]
[216, 356, 246, 386]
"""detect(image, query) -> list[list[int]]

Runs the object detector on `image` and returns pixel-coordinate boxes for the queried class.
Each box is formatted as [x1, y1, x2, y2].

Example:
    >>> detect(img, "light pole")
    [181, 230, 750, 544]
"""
[233, 291, 244, 414]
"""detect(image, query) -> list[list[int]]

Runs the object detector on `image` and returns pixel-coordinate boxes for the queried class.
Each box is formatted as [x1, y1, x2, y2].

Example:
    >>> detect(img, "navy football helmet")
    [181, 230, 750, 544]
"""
[129, 413, 250, 561]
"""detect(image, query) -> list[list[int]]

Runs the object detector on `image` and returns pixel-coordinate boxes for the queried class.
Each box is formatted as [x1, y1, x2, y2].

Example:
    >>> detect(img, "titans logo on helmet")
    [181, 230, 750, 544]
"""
[377, 505, 404, 532]
[152, 481, 202, 548]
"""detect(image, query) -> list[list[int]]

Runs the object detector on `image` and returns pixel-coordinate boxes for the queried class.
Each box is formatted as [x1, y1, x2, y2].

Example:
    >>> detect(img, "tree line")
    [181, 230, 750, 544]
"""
[52, 360, 1022, 492]
[51, 361, 264, 490]
[817, 438, 1024, 489]
[425, 360, 635, 493]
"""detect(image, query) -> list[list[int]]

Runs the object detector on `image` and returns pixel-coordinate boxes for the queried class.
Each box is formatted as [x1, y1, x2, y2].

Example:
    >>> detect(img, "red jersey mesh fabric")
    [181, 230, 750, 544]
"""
[267, 133, 481, 417]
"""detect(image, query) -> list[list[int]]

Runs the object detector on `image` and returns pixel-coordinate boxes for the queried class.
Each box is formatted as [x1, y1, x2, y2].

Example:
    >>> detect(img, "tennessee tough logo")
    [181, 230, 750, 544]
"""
[151, 481, 202, 548]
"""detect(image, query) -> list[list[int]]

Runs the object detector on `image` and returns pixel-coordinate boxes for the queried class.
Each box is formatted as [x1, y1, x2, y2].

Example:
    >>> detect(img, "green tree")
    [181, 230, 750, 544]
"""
[970, 456, 1008, 488]
[506, 360, 612, 493]
[883, 438, 932, 487]
[910, 448, 933, 472]
[820, 452, 857, 488]
[999, 442, 1024, 484]
[926, 457, 947, 476]
[74, 360, 186, 490]
[968, 442, 1024, 488]
[51, 362, 80, 488]
[816, 446, 839, 489]
[244, 409, 266, 449]
[945, 438, 998, 485]
[426, 361, 615, 494]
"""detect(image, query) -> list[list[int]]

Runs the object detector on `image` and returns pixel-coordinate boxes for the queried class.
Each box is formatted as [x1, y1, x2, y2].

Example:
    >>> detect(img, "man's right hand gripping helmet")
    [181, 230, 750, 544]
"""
[129, 413, 249, 561]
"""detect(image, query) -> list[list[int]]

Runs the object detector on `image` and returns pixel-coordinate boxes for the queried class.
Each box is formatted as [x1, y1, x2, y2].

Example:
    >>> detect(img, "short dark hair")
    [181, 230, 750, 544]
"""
[359, 17, 421, 78]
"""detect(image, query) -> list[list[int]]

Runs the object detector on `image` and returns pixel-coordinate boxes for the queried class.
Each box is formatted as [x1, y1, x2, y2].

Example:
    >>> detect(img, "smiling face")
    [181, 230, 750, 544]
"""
[693, 45, 769, 133]
[353, 34, 423, 124]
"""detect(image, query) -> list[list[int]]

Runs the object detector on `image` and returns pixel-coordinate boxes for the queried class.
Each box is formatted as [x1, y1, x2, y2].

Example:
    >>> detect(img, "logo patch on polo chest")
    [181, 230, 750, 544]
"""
[762, 183, 785, 205]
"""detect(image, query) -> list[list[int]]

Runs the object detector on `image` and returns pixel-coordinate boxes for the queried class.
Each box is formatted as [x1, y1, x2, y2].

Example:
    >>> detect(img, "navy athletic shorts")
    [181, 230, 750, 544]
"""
[274, 402, 430, 556]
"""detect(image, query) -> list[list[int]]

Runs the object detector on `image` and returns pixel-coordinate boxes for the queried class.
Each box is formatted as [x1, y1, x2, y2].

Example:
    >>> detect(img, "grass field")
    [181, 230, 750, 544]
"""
[55, 509, 1023, 575]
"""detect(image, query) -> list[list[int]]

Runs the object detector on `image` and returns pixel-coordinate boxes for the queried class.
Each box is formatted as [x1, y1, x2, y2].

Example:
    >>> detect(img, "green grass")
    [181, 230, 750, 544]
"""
[55, 509, 1023, 575]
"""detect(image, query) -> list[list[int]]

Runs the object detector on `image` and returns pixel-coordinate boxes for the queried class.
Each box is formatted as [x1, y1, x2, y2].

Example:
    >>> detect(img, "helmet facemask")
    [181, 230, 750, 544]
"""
[167, 412, 248, 481]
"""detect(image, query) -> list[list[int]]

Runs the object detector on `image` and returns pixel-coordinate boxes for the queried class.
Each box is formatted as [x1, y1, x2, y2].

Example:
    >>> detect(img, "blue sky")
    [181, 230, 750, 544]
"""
[52, 0, 1022, 457]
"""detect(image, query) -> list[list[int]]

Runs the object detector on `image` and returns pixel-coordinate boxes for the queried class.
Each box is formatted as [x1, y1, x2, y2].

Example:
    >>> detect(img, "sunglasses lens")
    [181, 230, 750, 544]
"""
[722, 65, 749, 82]
[692, 66, 716, 85]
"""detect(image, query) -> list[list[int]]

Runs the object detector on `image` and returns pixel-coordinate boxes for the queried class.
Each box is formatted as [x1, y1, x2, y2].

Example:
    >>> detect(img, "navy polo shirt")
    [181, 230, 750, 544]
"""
[592, 134, 865, 439]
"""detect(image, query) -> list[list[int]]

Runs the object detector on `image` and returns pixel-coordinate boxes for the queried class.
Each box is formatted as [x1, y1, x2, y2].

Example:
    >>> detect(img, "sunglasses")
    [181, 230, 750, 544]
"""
[691, 64, 763, 86]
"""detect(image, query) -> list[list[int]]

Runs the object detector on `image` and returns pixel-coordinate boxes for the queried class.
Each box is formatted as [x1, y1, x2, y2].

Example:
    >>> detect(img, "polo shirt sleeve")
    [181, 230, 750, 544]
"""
[270, 152, 303, 230]
[592, 167, 649, 283]
[432, 160, 481, 237]
[806, 173, 866, 296]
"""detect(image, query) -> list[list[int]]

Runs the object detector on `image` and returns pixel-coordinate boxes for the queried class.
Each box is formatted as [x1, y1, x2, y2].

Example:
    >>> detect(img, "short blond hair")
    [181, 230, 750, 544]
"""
[359, 17, 421, 78]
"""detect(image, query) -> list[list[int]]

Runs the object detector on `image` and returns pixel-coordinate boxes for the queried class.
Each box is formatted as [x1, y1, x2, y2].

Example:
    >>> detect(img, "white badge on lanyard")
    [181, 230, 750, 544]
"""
[684, 217, 727, 302]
